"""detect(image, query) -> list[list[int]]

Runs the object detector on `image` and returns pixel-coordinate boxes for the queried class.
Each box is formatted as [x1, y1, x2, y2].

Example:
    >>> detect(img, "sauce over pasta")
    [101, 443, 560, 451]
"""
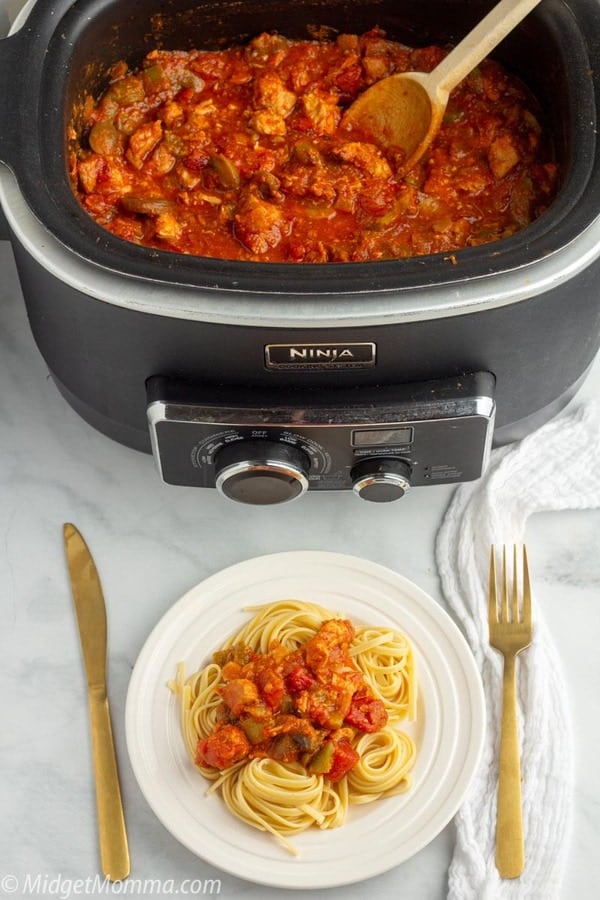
[197, 618, 387, 781]
[71, 28, 558, 263]
[170, 600, 417, 854]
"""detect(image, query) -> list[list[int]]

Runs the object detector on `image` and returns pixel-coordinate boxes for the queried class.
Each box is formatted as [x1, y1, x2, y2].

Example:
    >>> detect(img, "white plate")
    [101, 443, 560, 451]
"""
[125, 551, 485, 888]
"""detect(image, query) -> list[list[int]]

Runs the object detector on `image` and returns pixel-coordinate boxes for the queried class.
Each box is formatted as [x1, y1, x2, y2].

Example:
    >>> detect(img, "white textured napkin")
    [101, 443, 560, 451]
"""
[435, 401, 600, 900]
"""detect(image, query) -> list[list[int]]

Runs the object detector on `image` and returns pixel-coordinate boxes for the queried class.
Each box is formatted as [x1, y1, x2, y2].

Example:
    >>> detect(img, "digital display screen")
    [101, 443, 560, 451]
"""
[352, 427, 414, 447]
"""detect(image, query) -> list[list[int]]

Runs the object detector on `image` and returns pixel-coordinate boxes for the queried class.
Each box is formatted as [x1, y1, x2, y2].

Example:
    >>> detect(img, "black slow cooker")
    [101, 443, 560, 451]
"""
[1, 0, 600, 504]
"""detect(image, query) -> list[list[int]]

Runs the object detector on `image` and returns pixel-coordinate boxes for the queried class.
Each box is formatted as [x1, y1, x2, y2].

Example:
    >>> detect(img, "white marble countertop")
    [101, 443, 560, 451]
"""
[0, 231, 599, 900]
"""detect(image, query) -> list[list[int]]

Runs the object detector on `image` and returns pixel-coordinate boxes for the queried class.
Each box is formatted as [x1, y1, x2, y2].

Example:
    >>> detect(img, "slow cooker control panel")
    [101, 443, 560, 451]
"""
[146, 373, 495, 504]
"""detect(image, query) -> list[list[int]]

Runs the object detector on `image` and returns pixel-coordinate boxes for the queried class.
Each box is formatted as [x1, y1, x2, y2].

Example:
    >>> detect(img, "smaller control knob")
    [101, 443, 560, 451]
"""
[215, 439, 310, 505]
[351, 458, 412, 503]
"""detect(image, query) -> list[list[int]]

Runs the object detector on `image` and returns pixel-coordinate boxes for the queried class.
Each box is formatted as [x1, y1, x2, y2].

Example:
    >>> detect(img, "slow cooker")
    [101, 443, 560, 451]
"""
[1, 0, 600, 504]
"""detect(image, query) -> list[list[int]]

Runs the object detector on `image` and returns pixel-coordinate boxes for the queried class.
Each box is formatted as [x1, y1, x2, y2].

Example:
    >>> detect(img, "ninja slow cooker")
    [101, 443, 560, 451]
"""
[1, 0, 600, 504]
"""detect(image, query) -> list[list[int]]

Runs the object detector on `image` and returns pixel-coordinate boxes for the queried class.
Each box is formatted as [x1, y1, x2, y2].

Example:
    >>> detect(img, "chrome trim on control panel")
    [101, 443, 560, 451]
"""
[352, 471, 411, 496]
[215, 460, 309, 499]
[147, 395, 495, 431]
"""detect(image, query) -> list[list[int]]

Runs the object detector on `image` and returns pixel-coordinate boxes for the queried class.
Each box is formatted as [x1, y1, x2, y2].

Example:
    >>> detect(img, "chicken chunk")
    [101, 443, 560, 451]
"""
[234, 192, 287, 254]
[250, 110, 287, 136]
[254, 72, 297, 117]
[126, 121, 163, 170]
[77, 154, 106, 193]
[488, 134, 520, 179]
[195, 724, 250, 769]
[220, 678, 260, 716]
[304, 619, 355, 673]
[301, 91, 341, 135]
[154, 212, 183, 242]
[78, 155, 131, 195]
[331, 141, 392, 178]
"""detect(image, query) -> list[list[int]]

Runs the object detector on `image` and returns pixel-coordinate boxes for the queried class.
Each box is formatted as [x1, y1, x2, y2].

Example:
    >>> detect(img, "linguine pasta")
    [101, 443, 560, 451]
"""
[169, 600, 417, 854]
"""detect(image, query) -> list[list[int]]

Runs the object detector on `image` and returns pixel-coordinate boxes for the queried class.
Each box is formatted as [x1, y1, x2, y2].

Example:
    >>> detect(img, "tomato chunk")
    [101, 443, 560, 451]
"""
[286, 664, 316, 693]
[256, 667, 285, 709]
[345, 691, 388, 732]
[327, 741, 360, 782]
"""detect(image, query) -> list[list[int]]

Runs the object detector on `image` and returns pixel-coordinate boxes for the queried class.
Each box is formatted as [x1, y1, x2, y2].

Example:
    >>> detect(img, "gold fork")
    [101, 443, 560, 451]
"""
[488, 544, 533, 879]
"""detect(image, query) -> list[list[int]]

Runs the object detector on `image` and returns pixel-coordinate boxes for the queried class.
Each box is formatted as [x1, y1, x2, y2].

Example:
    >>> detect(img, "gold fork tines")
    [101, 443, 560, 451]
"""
[488, 544, 533, 879]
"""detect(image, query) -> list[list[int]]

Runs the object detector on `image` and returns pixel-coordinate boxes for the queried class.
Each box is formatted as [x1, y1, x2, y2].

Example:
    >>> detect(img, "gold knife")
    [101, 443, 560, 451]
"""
[63, 523, 130, 881]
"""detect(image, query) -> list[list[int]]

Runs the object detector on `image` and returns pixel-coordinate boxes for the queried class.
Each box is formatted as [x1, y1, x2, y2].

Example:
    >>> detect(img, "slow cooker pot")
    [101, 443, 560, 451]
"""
[1, 0, 600, 504]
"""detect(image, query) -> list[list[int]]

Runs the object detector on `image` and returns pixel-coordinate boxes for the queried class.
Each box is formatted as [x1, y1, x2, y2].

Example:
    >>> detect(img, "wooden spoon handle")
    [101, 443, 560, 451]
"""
[431, 0, 544, 96]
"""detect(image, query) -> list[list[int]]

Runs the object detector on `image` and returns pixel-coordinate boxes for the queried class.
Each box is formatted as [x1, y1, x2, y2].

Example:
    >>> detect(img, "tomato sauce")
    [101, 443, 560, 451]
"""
[195, 618, 387, 781]
[70, 28, 558, 262]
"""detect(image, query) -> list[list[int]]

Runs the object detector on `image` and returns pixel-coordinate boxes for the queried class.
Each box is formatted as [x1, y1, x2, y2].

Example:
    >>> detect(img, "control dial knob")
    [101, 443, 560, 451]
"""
[215, 440, 310, 505]
[351, 458, 412, 502]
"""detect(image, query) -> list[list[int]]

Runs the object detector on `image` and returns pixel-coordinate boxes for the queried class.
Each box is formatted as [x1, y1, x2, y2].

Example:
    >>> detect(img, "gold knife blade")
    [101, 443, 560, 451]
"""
[64, 523, 130, 882]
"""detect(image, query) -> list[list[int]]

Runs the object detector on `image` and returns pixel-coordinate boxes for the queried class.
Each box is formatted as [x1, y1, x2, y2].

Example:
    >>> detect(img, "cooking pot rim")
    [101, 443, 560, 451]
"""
[2, 0, 600, 299]
[4, 161, 600, 329]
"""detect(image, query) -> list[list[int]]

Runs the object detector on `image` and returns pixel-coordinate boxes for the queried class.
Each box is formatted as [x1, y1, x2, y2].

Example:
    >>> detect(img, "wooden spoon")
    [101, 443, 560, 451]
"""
[342, 0, 544, 170]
